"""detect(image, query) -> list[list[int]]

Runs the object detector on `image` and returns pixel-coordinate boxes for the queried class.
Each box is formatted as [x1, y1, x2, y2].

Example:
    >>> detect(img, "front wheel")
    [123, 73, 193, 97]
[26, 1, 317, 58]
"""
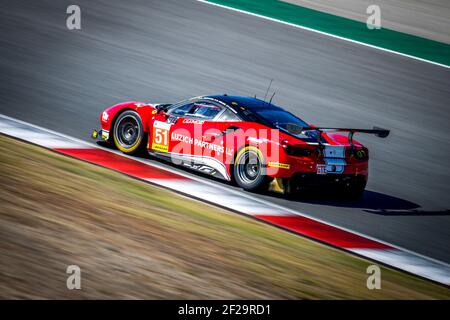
[113, 110, 146, 155]
[233, 147, 270, 192]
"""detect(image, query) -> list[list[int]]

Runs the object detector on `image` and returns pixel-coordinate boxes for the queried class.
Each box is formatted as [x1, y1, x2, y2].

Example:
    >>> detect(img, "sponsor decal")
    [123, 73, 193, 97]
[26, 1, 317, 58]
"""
[151, 121, 171, 152]
[268, 161, 290, 170]
[182, 119, 204, 125]
[171, 132, 233, 156]
[171, 132, 194, 145]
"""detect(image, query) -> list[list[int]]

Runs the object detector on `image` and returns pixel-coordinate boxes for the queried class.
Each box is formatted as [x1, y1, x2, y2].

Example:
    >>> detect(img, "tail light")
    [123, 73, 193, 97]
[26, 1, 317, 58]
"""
[347, 147, 369, 160]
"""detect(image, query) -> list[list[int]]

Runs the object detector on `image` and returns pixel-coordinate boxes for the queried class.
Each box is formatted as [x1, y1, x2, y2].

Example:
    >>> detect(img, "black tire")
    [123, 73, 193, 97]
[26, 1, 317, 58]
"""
[113, 110, 146, 155]
[233, 147, 270, 191]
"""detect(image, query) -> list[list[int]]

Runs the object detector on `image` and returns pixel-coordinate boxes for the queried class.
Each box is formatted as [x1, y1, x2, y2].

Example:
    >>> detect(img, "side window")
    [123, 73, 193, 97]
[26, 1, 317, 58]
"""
[168, 103, 193, 116]
[217, 109, 241, 122]
[186, 102, 223, 120]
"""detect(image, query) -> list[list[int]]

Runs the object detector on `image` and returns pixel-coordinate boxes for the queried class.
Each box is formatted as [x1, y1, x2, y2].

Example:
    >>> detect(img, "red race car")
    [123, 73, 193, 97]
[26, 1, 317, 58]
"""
[92, 95, 389, 197]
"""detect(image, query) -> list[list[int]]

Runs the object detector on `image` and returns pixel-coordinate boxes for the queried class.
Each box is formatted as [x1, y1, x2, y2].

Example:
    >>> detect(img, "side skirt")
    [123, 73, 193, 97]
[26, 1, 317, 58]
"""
[148, 151, 231, 181]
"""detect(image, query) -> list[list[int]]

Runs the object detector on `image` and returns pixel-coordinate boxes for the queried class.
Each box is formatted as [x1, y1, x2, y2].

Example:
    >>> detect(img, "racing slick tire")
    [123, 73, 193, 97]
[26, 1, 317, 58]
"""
[113, 110, 147, 155]
[233, 146, 270, 192]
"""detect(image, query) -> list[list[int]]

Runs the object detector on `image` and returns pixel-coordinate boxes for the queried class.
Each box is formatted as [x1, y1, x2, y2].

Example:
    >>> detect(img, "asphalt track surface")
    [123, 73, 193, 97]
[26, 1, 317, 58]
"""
[1, 0, 449, 263]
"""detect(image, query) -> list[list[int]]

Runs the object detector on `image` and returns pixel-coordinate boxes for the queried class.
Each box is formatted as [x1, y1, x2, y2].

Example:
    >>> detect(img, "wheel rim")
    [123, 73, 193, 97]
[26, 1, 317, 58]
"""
[237, 151, 261, 184]
[116, 115, 140, 148]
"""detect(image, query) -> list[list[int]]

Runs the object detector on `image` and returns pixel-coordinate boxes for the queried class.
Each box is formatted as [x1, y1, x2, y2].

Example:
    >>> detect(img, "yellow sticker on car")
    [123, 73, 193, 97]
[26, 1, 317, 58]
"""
[151, 121, 171, 152]
[268, 162, 290, 169]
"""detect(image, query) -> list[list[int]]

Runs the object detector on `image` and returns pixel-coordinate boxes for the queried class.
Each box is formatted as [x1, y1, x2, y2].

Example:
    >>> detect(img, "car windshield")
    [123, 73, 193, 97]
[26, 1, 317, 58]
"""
[252, 107, 319, 141]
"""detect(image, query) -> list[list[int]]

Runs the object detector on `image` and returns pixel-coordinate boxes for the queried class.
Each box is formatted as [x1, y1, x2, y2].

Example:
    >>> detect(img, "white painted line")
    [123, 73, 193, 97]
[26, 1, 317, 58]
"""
[196, 0, 450, 69]
[1, 128, 85, 149]
[149, 180, 284, 215]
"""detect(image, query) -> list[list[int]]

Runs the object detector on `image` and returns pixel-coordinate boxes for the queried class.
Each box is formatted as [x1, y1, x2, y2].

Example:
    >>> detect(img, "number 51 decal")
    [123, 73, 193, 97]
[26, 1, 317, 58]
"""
[151, 121, 171, 152]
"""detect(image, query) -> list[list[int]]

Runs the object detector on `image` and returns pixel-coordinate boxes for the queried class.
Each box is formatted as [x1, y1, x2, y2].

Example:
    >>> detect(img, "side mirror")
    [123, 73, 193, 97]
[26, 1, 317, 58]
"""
[155, 104, 171, 114]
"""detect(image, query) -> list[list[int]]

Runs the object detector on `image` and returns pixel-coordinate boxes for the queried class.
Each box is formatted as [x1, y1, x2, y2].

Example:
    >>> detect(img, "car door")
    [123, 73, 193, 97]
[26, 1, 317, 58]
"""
[170, 100, 222, 156]
[169, 100, 230, 177]
[212, 108, 243, 170]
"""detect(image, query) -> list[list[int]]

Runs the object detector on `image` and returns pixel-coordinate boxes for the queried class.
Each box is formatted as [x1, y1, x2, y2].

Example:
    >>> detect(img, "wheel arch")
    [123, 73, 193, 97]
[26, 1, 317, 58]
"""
[102, 102, 155, 140]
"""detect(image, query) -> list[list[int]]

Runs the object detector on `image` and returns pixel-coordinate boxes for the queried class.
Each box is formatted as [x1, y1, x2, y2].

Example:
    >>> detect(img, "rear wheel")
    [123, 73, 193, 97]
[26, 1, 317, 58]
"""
[113, 110, 146, 155]
[233, 147, 270, 191]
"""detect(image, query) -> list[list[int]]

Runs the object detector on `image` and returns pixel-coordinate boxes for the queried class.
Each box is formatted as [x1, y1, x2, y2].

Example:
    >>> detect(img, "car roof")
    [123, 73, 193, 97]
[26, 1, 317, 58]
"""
[205, 95, 280, 110]
[204, 95, 284, 121]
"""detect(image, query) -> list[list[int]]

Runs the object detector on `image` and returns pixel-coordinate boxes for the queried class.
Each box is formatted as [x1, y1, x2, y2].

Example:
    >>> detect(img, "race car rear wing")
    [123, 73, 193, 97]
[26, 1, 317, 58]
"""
[300, 126, 390, 148]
